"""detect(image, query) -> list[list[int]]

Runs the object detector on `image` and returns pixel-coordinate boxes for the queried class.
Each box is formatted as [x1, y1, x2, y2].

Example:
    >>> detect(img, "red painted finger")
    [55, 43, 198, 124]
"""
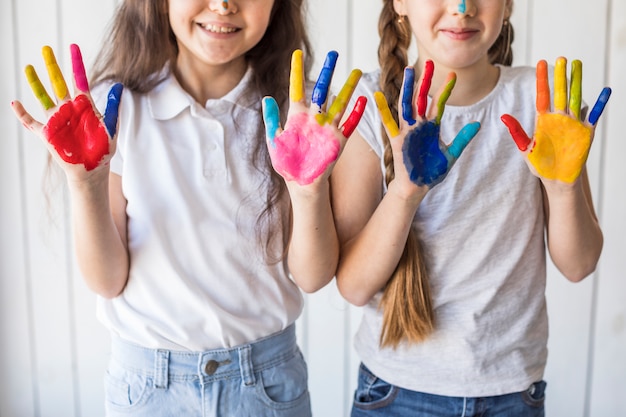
[341, 96, 367, 138]
[417, 60, 434, 118]
[501, 114, 531, 151]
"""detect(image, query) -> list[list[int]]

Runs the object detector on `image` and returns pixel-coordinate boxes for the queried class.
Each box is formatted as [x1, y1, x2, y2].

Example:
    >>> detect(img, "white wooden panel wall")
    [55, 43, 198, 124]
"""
[1, 1, 624, 416]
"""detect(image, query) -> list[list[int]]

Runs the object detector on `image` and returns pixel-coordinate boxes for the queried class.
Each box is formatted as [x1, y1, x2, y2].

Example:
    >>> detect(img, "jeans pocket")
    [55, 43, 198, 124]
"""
[353, 364, 399, 410]
[254, 350, 311, 411]
[104, 361, 153, 412]
[521, 380, 547, 408]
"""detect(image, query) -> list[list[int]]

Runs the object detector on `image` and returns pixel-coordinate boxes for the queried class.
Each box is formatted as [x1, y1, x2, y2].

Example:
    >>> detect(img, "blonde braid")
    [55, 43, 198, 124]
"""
[377, 0, 435, 348]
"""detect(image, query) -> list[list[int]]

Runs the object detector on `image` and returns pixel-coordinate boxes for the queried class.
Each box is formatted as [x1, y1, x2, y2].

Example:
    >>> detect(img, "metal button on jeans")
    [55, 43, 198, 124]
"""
[205, 360, 219, 375]
[204, 359, 231, 375]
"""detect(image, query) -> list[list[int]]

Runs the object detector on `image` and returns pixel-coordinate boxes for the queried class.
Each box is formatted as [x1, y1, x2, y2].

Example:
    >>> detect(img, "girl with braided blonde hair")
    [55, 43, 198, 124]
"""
[331, 0, 609, 415]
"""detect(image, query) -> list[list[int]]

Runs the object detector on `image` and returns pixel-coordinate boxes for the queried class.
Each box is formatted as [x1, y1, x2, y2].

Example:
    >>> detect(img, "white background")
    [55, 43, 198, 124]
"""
[1, 0, 624, 416]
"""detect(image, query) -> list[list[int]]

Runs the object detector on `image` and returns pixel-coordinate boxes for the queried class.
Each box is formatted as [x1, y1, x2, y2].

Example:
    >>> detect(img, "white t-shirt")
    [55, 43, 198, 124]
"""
[93, 69, 303, 351]
[352, 65, 548, 397]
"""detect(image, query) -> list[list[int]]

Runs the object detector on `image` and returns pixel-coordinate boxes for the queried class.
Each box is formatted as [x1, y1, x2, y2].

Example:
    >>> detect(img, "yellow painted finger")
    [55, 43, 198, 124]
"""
[569, 60, 582, 120]
[25, 65, 55, 110]
[289, 49, 305, 103]
[536, 60, 550, 114]
[42, 46, 69, 100]
[374, 91, 399, 137]
[554, 57, 567, 112]
[319, 69, 363, 125]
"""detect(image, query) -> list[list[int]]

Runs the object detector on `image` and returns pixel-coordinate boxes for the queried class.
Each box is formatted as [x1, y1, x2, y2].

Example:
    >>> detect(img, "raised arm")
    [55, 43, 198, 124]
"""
[333, 61, 480, 306]
[501, 57, 611, 281]
[262, 49, 366, 292]
[11, 44, 128, 297]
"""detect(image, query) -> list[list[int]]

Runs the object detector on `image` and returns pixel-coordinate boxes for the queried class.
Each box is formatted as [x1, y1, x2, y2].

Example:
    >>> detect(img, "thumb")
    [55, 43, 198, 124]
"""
[501, 114, 531, 151]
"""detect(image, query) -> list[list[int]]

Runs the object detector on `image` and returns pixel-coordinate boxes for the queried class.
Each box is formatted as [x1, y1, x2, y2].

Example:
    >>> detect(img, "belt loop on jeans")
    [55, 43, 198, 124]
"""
[154, 349, 170, 389]
[238, 345, 255, 386]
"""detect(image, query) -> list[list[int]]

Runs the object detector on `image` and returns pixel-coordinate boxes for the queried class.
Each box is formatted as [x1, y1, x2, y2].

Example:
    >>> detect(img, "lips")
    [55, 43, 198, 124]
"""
[440, 28, 478, 40]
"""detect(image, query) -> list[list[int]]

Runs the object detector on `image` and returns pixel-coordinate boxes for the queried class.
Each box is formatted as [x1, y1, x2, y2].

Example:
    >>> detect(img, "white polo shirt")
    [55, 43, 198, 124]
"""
[94, 69, 303, 351]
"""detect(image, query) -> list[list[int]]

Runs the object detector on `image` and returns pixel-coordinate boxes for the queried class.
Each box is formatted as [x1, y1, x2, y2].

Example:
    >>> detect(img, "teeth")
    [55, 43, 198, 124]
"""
[203, 24, 237, 33]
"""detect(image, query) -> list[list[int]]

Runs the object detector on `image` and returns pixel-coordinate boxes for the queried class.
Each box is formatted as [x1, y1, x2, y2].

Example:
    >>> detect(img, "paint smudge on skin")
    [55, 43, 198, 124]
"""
[403, 122, 448, 186]
[458, 0, 467, 13]
[317, 68, 362, 126]
[267, 113, 340, 185]
[43, 95, 110, 171]
[311, 51, 338, 108]
[222, 0, 228, 9]
[530, 113, 592, 182]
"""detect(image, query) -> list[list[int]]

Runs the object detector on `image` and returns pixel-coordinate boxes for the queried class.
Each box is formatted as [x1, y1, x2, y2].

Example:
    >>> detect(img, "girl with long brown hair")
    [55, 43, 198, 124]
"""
[331, 0, 609, 415]
[11, 0, 364, 415]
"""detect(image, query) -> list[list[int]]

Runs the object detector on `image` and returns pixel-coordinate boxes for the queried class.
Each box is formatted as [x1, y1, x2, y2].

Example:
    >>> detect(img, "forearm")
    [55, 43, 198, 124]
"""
[336, 182, 424, 306]
[68, 171, 129, 298]
[286, 180, 338, 293]
[543, 173, 603, 282]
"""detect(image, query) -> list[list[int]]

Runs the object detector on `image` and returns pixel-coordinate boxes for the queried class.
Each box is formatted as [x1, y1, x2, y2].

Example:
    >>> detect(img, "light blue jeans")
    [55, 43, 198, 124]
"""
[104, 325, 311, 417]
[351, 364, 546, 417]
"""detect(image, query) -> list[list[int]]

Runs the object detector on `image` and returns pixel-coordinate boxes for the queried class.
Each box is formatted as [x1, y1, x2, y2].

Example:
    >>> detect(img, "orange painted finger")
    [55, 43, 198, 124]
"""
[536, 60, 550, 114]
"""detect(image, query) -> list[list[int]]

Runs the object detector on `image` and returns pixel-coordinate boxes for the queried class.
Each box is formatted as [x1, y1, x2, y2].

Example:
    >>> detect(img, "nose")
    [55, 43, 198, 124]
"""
[209, 0, 238, 15]
[450, 0, 476, 17]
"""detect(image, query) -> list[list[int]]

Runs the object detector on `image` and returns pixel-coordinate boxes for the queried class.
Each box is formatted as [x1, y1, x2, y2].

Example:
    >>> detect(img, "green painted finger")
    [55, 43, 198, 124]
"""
[569, 60, 582, 119]
[25, 65, 55, 110]
[435, 73, 456, 125]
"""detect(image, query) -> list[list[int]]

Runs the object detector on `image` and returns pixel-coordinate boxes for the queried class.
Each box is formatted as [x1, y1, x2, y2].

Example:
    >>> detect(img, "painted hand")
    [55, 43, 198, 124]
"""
[262, 50, 367, 185]
[376, 60, 480, 188]
[11, 44, 123, 172]
[501, 57, 611, 183]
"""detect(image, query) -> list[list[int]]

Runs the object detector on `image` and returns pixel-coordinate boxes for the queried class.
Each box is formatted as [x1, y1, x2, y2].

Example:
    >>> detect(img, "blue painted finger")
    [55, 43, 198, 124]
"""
[311, 51, 338, 108]
[448, 122, 480, 159]
[262, 97, 281, 144]
[588, 87, 612, 126]
[402, 67, 416, 126]
[103, 83, 124, 138]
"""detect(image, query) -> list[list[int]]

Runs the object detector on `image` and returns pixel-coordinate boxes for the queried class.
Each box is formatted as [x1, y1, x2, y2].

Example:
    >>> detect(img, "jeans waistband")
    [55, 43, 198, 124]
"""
[109, 325, 298, 389]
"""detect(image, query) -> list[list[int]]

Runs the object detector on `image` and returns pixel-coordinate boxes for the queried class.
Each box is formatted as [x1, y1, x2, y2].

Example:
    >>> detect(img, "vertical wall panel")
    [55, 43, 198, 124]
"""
[0, 0, 37, 415]
[13, 0, 78, 414]
[589, 0, 626, 415]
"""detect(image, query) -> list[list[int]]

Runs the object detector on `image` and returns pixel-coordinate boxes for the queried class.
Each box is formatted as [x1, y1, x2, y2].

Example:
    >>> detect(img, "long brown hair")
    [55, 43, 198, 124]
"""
[376, 0, 515, 348]
[90, 0, 313, 261]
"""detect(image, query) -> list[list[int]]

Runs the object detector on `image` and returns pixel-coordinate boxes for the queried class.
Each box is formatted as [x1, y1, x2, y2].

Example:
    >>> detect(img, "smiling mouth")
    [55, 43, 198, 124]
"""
[201, 23, 239, 34]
